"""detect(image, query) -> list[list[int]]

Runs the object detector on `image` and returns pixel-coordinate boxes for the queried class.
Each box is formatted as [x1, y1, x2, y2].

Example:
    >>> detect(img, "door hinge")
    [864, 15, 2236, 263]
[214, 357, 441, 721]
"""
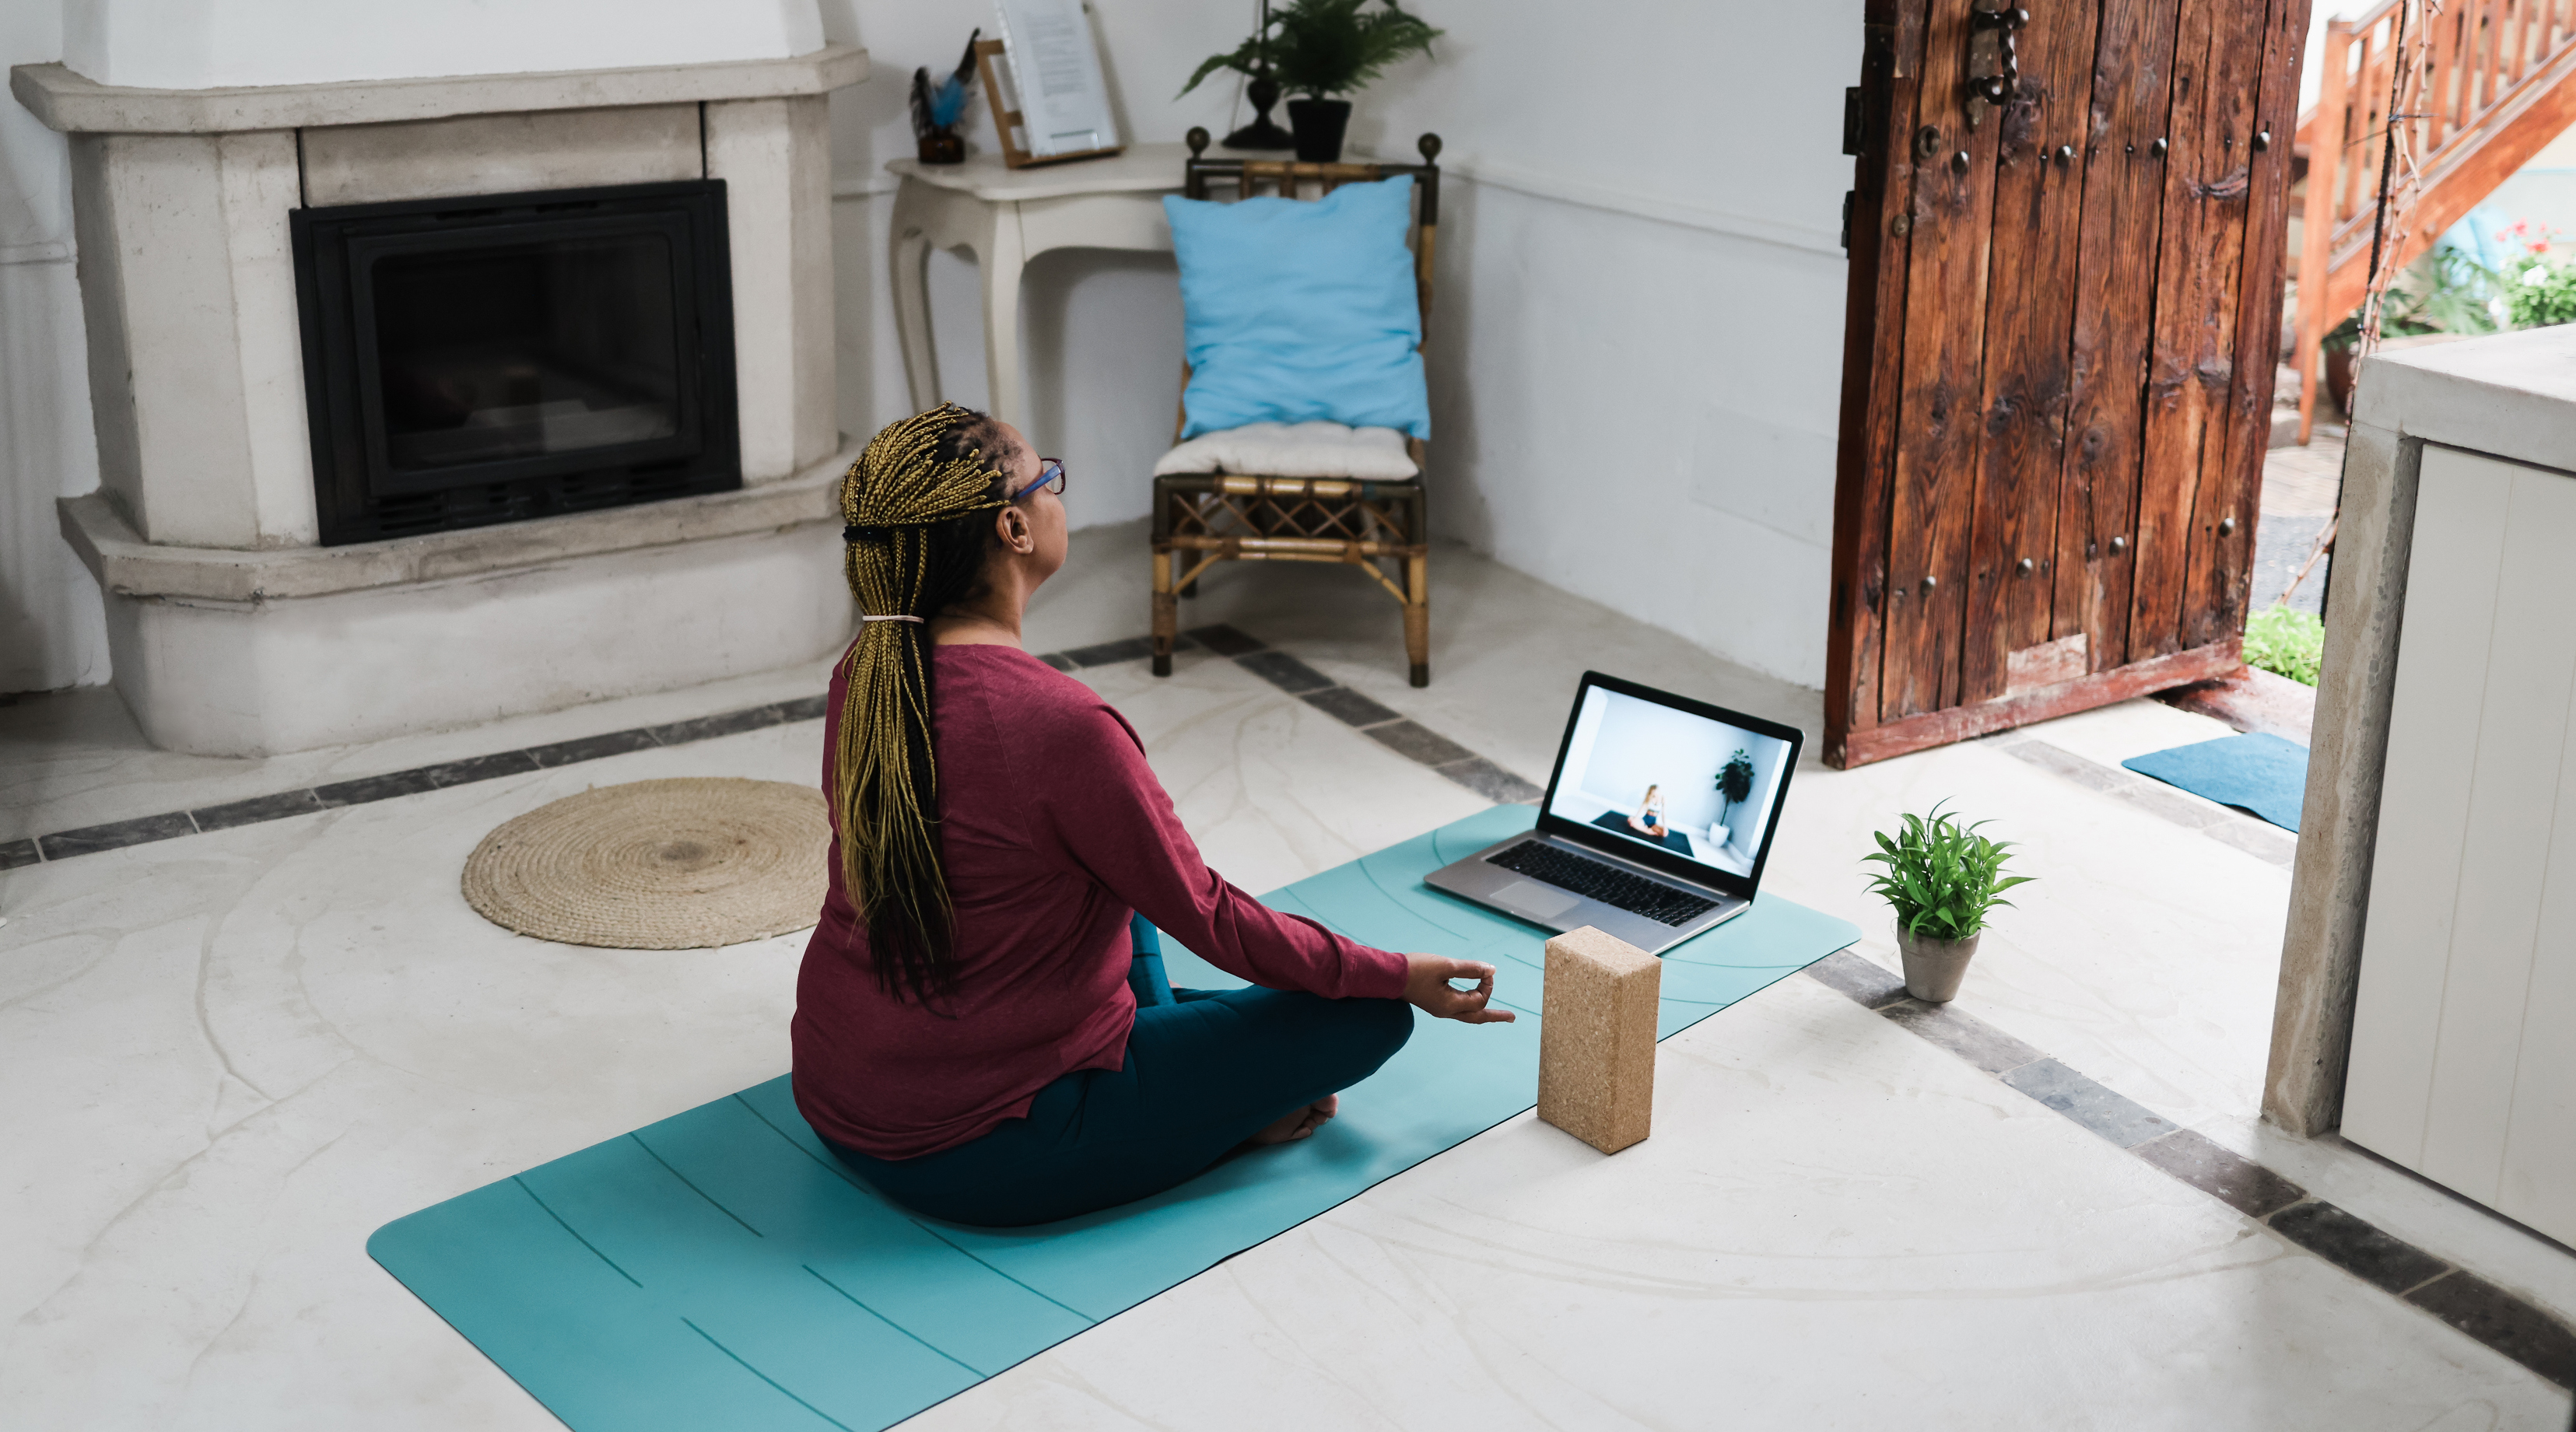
[1841, 191, 1855, 250]
[1844, 86, 1867, 156]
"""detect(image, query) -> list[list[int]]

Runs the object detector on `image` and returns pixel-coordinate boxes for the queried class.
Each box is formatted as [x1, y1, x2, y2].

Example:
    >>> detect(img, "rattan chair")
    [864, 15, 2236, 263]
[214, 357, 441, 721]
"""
[1151, 128, 1443, 687]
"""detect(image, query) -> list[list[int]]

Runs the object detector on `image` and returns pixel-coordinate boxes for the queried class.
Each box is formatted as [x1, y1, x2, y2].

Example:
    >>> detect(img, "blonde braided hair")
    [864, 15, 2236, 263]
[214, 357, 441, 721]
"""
[832, 403, 1015, 1004]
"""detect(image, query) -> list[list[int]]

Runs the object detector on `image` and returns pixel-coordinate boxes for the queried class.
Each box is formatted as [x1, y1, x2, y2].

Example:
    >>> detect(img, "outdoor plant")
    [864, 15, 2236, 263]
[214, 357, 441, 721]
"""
[2244, 604, 2325, 686]
[1861, 802, 2032, 944]
[1180, 0, 1442, 100]
[2508, 257, 2576, 328]
[2325, 243, 2502, 352]
[1713, 748, 1754, 824]
[2394, 243, 2504, 335]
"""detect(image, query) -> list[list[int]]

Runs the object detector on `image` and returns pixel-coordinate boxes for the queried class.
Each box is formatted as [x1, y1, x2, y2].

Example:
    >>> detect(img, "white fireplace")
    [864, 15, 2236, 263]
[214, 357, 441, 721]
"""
[10, 12, 867, 756]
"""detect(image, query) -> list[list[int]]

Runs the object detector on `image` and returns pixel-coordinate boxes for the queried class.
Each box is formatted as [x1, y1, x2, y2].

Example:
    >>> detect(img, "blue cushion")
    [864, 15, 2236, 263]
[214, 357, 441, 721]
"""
[1163, 177, 1430, 440]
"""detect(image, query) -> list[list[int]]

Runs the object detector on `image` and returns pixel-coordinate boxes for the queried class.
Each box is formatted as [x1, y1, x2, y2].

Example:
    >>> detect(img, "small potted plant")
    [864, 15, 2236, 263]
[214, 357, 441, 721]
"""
[1712, 748, 1754, 841]
[1182, 0, 1442, 163]
[1860, 802, 2033, 1003]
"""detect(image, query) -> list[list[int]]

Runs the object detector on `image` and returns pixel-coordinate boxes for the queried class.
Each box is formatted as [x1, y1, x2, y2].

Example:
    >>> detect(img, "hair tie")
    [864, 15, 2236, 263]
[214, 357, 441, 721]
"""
[843, 524, 868, 542]
[860, 614, 924, 624]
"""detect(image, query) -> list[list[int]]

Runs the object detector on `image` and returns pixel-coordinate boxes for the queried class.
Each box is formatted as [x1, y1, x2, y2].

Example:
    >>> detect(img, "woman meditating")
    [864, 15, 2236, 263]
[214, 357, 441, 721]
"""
[1626, 784, 1668, 839]
[794, 405, 1512, 1227]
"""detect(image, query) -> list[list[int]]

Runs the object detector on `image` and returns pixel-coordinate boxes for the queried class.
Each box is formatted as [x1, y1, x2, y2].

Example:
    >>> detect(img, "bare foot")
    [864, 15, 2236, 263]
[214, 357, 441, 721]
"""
[1246, 1095, 1338, 1147]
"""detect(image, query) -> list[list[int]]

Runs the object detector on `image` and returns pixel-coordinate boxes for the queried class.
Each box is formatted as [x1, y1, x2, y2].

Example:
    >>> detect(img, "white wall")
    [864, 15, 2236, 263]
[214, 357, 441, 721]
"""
[61, 0, 824, 89]
[816, 0, 1240, 536]
[5, 0, 1857, 694]
[2, 0, 107, 694]
[824, 0, 1855, 686]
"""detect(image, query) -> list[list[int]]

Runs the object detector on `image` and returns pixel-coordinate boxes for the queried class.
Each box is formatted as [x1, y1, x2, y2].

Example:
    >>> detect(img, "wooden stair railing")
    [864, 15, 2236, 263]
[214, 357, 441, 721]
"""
[2292, 0, 2576, 441]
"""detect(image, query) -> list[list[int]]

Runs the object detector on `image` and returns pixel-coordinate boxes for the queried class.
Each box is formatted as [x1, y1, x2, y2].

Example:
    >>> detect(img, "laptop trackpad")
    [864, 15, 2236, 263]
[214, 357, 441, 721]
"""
[1491, 879, 1581, 919]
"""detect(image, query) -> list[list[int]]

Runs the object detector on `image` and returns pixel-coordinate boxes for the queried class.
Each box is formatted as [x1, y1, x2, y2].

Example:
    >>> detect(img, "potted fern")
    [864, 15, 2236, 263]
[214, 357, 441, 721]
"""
[1860, 803, 2033, 1003]
[1181, 0, 1442, 163]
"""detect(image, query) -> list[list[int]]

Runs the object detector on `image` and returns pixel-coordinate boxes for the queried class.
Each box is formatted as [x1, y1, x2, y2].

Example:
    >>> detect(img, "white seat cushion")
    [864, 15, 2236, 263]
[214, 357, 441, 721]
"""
[1152, 421, 1419, 481]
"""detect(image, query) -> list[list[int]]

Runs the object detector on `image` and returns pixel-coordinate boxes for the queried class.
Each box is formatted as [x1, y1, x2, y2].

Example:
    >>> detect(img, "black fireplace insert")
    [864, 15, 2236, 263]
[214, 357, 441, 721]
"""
[292, 180, 739, 546]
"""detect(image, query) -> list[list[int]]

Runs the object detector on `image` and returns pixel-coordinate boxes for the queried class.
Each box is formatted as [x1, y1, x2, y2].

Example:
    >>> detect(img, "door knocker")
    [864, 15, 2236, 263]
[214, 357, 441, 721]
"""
[1965, 2, 2030, 128]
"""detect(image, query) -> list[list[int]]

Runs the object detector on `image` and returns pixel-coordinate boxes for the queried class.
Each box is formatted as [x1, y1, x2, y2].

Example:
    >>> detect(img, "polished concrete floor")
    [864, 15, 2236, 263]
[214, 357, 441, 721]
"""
[3, 530, 2570, 1429]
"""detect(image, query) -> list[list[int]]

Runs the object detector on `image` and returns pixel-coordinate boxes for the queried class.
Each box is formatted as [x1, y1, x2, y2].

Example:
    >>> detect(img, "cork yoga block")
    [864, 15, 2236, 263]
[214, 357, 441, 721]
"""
[1537, 925, 1662, 1154]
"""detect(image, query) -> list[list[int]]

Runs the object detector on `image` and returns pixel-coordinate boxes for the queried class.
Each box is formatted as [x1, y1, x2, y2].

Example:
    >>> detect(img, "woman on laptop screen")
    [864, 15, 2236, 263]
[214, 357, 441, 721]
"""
[1557, 686, 1793, 877]
[1625, 784, 1669, 839]
[790, 407, 1513, 1228]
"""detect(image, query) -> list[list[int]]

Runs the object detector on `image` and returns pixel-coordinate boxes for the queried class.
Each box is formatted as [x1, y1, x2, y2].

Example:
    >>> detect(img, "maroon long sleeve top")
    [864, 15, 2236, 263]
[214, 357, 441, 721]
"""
[791, 643, 1411, 1159]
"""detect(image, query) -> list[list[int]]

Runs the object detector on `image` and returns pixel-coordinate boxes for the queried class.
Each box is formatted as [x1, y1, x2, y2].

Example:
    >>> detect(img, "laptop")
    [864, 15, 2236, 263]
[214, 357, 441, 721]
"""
[1422, 671, 1803, 955]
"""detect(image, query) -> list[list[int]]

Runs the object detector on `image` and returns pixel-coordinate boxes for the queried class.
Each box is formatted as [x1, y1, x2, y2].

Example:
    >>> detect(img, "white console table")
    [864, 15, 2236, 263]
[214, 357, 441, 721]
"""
[2271, 324, 2576, 1248]
[885, 142, 1214, 434]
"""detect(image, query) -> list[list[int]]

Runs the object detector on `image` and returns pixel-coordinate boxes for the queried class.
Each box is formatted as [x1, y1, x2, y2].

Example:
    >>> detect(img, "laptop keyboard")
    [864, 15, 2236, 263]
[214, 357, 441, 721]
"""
[1486, 841, 1721, 926]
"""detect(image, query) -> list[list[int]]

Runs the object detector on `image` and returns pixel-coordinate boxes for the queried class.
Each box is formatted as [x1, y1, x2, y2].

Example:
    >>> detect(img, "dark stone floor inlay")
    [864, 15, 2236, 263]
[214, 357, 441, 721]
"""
[2269, 1199, 2454, 1297]
[1999, 1058, 2181, 1149]
[2405, 1269, 2576, 1388]
[527, 730, 659, 768]
[314, 769, 442, 807]
[1182, 623, 1266, 657]
[422, 751, 543, 788]
[1061, 635, 1177, 668]
[1805, 949, 1908, 1009]
[1365, 720, 1480, 769]
[192, 790, 326, 832]
[1301, 686, 1404, 729]
[643, 707, 786, 748]
[1234, 650, 1336, 695]
[1880, 1000, 2045, 1077]
[2132, 1129, 2308, 1220]
[1432, 756, 1544, 804]
[37, 811, 199, 860]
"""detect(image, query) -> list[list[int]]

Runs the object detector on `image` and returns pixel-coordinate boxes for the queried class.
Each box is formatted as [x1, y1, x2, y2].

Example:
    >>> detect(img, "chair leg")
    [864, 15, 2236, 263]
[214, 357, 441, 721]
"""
[1151, 548, 1177, 677]
[1404, 551, 1430, 688]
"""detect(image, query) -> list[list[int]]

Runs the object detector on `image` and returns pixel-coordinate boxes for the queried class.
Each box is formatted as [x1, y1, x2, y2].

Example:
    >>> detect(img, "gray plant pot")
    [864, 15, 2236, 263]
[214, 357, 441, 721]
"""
[1896, 926, 1982, 1003]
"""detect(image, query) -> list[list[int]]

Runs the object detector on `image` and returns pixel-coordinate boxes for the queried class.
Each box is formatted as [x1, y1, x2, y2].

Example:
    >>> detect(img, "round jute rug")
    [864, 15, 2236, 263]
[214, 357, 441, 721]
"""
[461, 778, 831, 950]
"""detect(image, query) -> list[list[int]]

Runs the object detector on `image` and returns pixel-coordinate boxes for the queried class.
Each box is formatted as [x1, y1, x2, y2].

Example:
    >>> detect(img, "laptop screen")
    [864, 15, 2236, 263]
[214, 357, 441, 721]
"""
[1542, 681, 1798, 884]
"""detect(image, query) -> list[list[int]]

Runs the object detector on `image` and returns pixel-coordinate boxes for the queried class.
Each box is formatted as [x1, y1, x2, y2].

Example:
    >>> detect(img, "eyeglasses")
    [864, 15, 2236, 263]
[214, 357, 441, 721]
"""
[1011, 459, 1066, 502]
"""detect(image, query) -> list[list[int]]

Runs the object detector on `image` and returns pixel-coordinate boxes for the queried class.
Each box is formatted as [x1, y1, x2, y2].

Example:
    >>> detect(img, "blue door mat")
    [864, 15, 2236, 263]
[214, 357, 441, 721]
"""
[2121, 731, 2309, 832]
[370, 805, 1859, 1432]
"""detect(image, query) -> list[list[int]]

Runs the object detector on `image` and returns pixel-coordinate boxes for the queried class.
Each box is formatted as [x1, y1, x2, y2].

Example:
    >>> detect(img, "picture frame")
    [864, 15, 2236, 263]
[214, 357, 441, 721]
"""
[976, 0, 1123, 169]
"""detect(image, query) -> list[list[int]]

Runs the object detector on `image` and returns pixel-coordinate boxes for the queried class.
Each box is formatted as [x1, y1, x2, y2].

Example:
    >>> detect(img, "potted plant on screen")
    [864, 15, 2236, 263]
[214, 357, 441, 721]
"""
[1712, 748, 1754, 845]
[1181, 0, 1442, 163]
[1860, 802, 2033, 1003]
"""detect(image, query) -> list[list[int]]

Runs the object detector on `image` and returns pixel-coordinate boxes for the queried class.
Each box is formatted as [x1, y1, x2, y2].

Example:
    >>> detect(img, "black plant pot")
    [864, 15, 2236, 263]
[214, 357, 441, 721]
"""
[1287, 98, 1352, 163]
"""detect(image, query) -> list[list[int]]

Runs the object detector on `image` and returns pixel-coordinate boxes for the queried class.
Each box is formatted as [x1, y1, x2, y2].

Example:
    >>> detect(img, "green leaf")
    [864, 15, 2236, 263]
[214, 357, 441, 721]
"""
[1177, 40, 1263, 98]
[1857, 799, 2035, 936]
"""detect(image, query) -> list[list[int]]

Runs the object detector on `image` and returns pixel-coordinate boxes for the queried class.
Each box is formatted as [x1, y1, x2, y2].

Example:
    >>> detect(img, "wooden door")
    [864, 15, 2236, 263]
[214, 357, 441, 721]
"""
[1825, 0, 2310, 768]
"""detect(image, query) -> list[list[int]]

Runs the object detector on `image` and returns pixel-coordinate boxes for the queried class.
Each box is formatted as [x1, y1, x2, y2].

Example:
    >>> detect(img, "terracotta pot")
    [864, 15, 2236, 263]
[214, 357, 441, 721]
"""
[1288, 98, 1352, 163]
[1896, 926, 1982, 1003]
[2323, 345, 2357, 418]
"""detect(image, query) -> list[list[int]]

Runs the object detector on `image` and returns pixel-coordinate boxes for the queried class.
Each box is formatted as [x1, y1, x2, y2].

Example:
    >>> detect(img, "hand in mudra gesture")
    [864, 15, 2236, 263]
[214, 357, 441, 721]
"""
[1403, 954, 1516, 1024]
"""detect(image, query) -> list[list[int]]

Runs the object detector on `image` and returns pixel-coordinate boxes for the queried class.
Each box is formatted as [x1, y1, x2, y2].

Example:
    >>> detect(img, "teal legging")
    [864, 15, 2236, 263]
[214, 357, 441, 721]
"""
[822, 918, 1414, 1227]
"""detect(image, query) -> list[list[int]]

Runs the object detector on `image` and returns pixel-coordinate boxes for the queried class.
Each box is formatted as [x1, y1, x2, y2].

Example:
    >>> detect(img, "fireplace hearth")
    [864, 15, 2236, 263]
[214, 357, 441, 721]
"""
[21, 44, 867, 756]
[293, 180, 740, 544]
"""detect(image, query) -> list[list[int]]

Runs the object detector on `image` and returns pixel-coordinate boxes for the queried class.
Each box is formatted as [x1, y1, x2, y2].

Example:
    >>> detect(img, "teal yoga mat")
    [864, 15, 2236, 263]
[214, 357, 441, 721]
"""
[370, 805, 1859, 1432]
[2122, 731, 2309, 832]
